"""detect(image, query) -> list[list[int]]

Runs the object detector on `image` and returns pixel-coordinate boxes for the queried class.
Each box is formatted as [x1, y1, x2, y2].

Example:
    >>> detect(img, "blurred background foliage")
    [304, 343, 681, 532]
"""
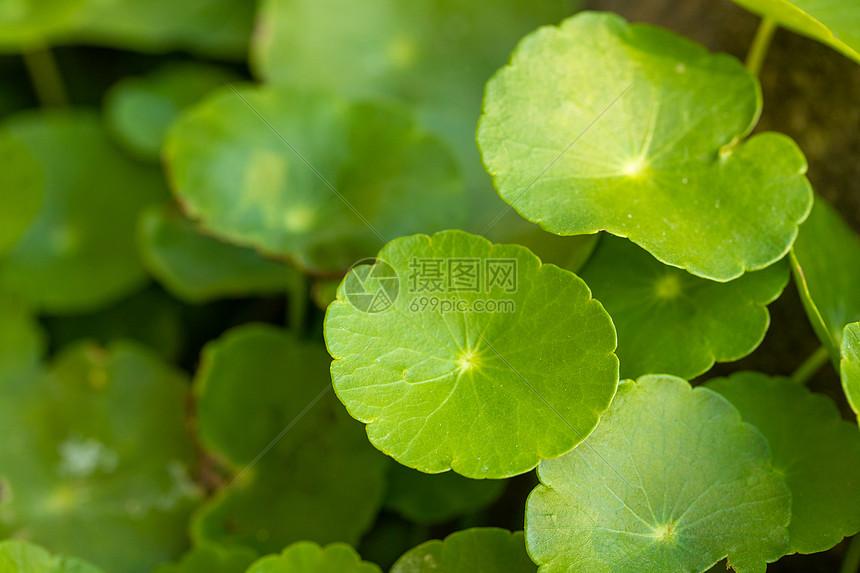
[0, 0, 858, 571]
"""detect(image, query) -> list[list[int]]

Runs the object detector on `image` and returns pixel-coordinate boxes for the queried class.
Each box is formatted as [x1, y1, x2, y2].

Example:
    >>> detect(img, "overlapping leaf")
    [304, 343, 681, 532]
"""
[791, 196, 860, 360]
[383, 463, 506, 525]
[165, 86, 463, 273]
[154, 544, 258, 573]
[0, 540, 103, 573]
[0, 341, 200, 573]
[139, 205, 299, 303]
[251, 0, 574, 222]
[192, 325, 387, 553]
[390, 529, 535, 573]
[324, 230, 619, 478]
[245, 542, 380, 573]
[842, 322, 860, 424]
[478, 11, 812, 281]
[731, 0, 860, 64]
[106, 63, 238, 160]
[526, 375, 791, 573]
[580, 236, 788, 379]
[708, 372, 860, 553]
[0, 110, 166, 313]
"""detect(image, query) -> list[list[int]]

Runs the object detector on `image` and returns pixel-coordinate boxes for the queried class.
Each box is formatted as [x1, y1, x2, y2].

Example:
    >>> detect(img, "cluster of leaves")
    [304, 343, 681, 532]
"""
[1, 0, 860, 572]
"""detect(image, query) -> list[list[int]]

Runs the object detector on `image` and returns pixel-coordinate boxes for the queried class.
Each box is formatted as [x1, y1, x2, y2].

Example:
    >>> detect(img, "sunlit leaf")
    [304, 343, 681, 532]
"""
[0, 341, 200, 572]
[390, 528, 535, 573]
[105, 63, 238, 160]
[842, 322, 860, 424]
[791, 196, 860, 360]
[154, 544, 258, 573]
[526, 375, 791, 573]
[579, 235, 788, 379]
[324, 229, 618, 478]
[0, 110, 166, 313]
[731, 0, 860, 64]
[245, 542, 380, 573]
[383, 463, 506, 525]
[165, 85, 463, 273]
[708, 372, 860, 553]
[0, 539, 103, 573]
[478, 11, 812, 281]
[192, 324, 387, 552]
[139, 204, 299, 303]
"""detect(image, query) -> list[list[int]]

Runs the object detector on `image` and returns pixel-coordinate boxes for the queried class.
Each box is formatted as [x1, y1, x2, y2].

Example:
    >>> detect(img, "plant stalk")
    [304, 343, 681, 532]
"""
[790, 345, 830, 385]
[746, 17, 778, 77]
[841, 534, 860, 573]
[22, 45, 68, 107]
[287, 271, 309, 335]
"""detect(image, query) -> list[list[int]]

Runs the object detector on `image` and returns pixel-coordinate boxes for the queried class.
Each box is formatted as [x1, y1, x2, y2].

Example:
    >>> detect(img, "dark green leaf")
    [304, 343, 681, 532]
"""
[192, 325, 387, 552]
[708, 372, 860, 553]
[580, 235, 788, 379]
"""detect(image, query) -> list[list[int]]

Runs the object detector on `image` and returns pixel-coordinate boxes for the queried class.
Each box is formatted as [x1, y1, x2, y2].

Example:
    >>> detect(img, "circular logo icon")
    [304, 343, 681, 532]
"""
[342, 257, 399, 313]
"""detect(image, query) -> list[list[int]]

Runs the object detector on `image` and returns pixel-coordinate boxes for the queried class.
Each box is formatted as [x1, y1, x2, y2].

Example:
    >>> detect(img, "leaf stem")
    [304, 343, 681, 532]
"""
[790, 345, 830, 385]
[22, 45, 68, 107]
[746, 17, 778, 77]
[286, 271, 309, 335]
[841, 534, 860, 573]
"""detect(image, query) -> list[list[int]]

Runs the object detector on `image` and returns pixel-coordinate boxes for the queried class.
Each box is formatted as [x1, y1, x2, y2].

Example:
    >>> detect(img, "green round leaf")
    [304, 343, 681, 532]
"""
[139, 204, 299, 303]
[841, 322, 860, 424]
[192, 324, 387, 552]
[246, 542, 380, 573]
[105, 63, 238, 160]
[390, 528, 535, 573]
[0, 341, 200, 572]
[324, 229, 619, 478]
[477, 11, 812, 281]
[154, 544, 258, 573]
[731, 0, 860, 64]
[526, 375, 791, 573]
[0, 540, 103, 573]
[0, 109, 166, 313]
[708, 372, 860, 553]
[164, 85, 463, 273]
[250, 0, 575, 222]
[383, 463, 506, 525]
[579, 235, 788, 379]
[791, 196, 860, 360]
[0, 132, 42, 255]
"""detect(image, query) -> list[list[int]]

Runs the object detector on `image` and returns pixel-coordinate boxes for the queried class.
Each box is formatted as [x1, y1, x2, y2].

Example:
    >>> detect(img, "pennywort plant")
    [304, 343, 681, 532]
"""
[1, 0, 860, 572]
